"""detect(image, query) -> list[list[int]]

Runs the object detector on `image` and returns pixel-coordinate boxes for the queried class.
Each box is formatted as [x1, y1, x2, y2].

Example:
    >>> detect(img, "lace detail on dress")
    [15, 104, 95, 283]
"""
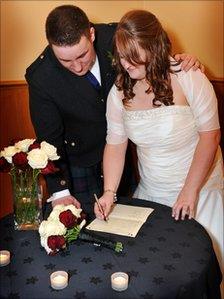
[123, 105, 191, 121]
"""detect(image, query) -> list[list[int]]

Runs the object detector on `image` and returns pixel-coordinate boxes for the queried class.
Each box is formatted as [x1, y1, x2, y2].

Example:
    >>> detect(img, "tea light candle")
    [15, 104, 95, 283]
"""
[50, 271, 68, 290]
[0, 250, 10, 267]
[111, 272, 129, 291]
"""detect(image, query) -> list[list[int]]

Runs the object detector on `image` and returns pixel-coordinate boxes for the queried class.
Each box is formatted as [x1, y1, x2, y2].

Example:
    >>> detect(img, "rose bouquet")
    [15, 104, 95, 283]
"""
[39, 204, 123, 255]
[0, 139, 60, 230]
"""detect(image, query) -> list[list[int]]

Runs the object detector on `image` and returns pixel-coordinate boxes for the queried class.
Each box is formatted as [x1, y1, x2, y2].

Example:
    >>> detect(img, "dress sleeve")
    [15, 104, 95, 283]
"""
[178, 69, 220, 132]
[106, 85, 128, 144]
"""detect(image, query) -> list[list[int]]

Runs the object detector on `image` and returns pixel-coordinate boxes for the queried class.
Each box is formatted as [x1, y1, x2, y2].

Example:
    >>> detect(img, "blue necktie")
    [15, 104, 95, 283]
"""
[85, 71, 101, 91]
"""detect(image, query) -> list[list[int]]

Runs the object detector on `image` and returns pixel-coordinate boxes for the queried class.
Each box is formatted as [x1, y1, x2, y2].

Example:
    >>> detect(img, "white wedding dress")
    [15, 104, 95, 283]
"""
[106, 68, 224, 270]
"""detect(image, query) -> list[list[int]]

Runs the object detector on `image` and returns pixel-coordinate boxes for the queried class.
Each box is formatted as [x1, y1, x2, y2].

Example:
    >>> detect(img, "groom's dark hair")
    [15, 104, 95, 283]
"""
[46, 5, 91, 46]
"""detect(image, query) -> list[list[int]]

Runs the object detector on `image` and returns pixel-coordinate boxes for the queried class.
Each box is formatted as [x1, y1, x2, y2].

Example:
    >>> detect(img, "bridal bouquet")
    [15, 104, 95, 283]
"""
[39, 204, 123, 255]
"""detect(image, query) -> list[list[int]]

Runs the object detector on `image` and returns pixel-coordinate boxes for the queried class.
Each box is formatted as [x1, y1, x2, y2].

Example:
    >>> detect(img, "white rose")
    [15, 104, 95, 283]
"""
[0, 150, 5, 157]
[40, 237, 52, 255]
[52, 204, 66, 212]
[40, 220, 66, 238]
[2, 146, 20, 163]
[15, 139, 35, 152]
[27, 149, 48, 169]
[65, 205, 82, 218]
[40, 141, 60, 161]
[39, 220, 49, 237]
[48, 209, 62, 222]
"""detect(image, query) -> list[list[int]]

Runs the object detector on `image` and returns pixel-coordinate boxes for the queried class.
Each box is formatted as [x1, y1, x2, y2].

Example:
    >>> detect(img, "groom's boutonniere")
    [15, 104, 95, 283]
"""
[107, 51, 115, 67]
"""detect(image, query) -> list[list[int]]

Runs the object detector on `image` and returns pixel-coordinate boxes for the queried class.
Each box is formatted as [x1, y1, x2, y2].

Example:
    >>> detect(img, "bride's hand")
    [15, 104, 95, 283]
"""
[172, 189, 198, 220]
[94, 193, 114, 220]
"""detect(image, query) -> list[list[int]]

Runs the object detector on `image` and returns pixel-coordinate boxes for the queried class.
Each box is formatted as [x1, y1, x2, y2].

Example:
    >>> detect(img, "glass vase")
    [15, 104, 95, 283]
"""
[11, 167, 42, 230]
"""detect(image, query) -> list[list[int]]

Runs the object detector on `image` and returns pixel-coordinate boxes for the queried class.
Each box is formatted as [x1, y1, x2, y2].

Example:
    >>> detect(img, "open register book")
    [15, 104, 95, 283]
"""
[86, 204, 154, 237]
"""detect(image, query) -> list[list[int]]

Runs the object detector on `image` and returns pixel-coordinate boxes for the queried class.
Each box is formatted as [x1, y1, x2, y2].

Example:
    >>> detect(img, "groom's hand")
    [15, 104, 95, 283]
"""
[52, 195, 81, 209]
[174, 53, 205, 73]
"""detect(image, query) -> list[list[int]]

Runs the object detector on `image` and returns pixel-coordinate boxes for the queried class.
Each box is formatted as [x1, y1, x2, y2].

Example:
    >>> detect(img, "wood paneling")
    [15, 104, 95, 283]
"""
[0, 79, 223, 218]
[0, 82, 35, 218]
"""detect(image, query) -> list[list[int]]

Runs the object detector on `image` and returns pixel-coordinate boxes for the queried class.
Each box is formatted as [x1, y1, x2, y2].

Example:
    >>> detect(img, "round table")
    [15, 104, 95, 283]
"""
[0, 198, 222, 299]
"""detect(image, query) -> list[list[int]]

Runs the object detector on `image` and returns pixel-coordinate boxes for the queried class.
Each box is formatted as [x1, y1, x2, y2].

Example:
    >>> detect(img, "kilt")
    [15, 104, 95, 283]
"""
[69, 162, 103, 214]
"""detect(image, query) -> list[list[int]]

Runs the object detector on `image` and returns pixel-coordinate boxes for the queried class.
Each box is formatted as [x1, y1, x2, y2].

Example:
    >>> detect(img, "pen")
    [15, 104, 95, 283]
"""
[94, 193, 107, 222]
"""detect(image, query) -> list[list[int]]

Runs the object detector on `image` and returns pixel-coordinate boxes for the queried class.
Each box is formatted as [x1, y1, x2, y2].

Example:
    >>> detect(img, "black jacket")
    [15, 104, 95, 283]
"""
[25, 23, 116, 194]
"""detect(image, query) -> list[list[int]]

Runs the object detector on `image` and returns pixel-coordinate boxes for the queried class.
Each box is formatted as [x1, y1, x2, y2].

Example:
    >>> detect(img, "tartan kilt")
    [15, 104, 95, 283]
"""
[69, 162, 103, 212]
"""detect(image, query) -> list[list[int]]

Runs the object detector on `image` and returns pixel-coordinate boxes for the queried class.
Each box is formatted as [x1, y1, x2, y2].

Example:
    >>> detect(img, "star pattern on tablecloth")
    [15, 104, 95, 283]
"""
[179, 242, 190, 248]
[26, 276, 38, 284]
[148, 247, 159, 253]
[6, 270, 17, 277]
[74, 291, 87, 299]
[68, 269, 77, 277]
[163, 264, 176, 271]
[102, 263, 114, 270]
[138, 231, 147, 237]
[20, 240, 30, 247]
[127, 270, 138, 277]
[60, 250, 71, 257]
[138, 257, 149, 264]
[171, 252, 182, 259]
[81, 257, 92, 264]
[6, 292, 20, 299]
[152, 277, 164, 285]
[23, 257, 34, 264]
[140, 292, 154, 299]
[44, 263, 56, 270]
[94, 246, 103, 252]
[189, 271, 199, 279]
[90, 276, 102, 284]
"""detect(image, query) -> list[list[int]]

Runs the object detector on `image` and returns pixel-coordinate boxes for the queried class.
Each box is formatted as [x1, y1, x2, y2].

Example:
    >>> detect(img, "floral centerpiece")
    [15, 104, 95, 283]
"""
[39, 204, 123, 255]
[0, 139, 60, 230]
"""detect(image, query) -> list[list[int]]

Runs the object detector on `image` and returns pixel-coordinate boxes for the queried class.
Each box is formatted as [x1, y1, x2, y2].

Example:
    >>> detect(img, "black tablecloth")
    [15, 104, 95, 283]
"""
[0, 198, 222, 299]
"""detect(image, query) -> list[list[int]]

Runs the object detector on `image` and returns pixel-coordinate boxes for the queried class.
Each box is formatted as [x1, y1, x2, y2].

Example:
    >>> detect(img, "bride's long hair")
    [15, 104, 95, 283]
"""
[114, 10, 175, 106]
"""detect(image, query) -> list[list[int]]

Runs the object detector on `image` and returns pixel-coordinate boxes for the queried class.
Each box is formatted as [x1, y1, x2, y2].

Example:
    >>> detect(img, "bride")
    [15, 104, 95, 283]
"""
[94, 9, 223, 270]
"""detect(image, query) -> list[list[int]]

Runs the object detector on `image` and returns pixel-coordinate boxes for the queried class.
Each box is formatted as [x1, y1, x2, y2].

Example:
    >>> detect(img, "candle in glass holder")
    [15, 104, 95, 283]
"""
[111, 272, 129, 291]
[50, 271, 68, 290]
[0, 250, 10, 267]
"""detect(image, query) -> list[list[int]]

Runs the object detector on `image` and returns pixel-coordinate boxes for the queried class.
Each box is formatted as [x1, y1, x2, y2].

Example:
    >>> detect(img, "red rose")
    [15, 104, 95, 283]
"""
[47, 235, 66, 251]
[59, 210, 78, 229]
[28, 142, 40, 151]
[0, 157, 11, 173]
[41, 161, 59, 175]
[12, 152, 28, 170]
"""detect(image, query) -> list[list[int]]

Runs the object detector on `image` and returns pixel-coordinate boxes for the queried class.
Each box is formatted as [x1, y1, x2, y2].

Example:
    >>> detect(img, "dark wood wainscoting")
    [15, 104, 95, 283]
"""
[0, 79, 223, 218]
[0, 82, 35, 218]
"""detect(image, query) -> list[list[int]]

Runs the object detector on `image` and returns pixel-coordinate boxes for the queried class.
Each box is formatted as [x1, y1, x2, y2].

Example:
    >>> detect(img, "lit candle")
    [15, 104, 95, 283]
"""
[0, 250, 10, 267]
[50, 271, 68, 290]
[111, 272, 129, 291]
